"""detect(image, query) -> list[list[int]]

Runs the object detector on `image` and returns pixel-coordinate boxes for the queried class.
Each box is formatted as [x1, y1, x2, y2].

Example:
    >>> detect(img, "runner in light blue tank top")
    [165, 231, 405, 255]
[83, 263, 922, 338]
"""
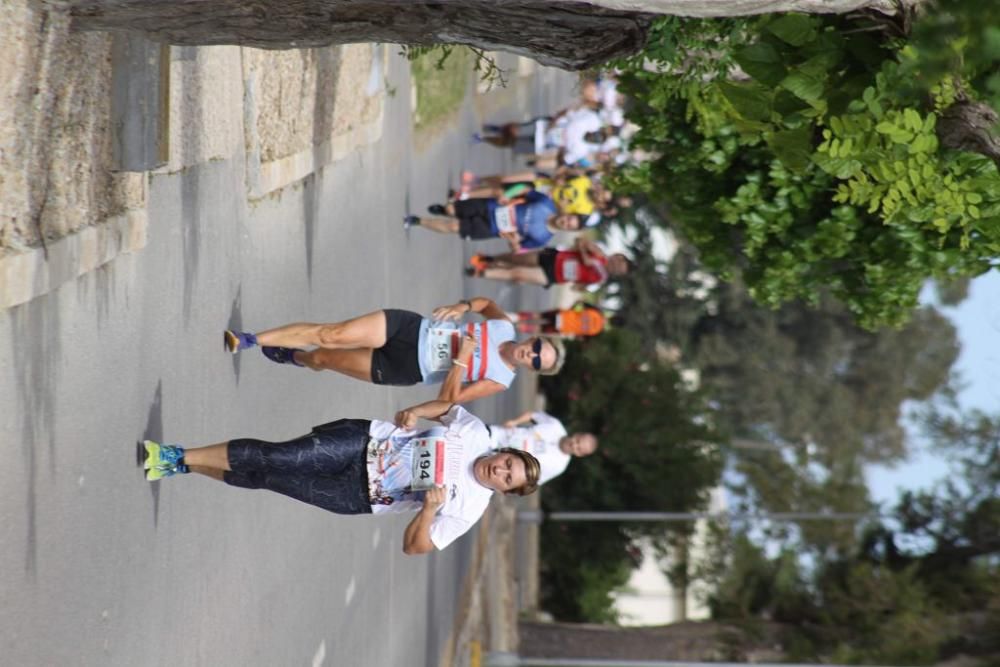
[418, 318, 517, 387]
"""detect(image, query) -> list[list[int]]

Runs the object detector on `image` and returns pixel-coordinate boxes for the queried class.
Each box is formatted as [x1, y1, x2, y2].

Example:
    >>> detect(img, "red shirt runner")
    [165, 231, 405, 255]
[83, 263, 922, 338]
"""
[553, 250, 608, 285]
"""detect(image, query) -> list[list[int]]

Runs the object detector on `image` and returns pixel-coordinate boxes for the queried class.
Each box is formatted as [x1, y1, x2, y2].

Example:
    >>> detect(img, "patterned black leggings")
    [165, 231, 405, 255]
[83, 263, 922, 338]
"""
[224, 418, 373, 515]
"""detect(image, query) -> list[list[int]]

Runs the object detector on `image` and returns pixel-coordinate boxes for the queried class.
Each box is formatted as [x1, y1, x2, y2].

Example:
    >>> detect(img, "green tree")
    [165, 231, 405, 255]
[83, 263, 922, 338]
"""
[607, 211, 958, 553]
[538, 328, 723, 621]
[616, 3, 1000, 329]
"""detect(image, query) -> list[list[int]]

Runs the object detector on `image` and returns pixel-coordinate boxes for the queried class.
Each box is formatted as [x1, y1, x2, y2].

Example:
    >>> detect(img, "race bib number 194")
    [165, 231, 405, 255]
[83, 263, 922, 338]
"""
[411, 437, 446, 490]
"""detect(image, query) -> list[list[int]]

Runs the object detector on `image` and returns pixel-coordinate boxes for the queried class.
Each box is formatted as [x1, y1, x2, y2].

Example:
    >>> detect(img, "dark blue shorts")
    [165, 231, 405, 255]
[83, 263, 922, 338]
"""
[224, 418, 373, 515]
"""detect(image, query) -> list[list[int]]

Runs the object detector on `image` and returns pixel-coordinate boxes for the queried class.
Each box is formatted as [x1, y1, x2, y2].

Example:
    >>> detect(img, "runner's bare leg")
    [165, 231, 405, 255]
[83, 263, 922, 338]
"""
[255, 311, 389, 350]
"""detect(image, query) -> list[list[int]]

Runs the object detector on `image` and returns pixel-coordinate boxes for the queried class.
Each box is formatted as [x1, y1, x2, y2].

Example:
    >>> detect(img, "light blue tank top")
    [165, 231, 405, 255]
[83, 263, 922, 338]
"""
[417, 318, 517, 387]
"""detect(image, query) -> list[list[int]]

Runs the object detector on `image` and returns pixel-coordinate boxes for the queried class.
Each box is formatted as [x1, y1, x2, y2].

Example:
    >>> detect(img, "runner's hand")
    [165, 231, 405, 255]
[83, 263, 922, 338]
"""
[395, 409, 419, 430]
[500, 231, 522, 252]
[433, 303, 468, 321]
[503, 420, 519, 429]
[423, 486, 447, 511]
[458, 334, 477, 362]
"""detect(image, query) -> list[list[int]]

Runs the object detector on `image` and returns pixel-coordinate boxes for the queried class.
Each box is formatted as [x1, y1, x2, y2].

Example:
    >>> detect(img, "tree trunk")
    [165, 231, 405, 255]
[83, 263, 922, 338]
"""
[54, 0, 916, 70]
[938, 95, 1000, 170]
[575, 0, 902, 17]
[58, 0, 655, 70]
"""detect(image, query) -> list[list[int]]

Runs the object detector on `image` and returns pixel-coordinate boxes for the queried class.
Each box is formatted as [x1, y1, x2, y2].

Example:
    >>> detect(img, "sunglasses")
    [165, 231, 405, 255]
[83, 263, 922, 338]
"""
[531, 338, 544, 370]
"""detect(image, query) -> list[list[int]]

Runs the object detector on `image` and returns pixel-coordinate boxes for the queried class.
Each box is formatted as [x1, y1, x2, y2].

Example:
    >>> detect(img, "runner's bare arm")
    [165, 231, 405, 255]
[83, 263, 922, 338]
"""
[574, 237, 605, 266]
[437, 334, 478, 402]
[432, 297, 508, 322]
[476, 298, 511, 321]
[503, 410, 535, 429]
[449, 379, 506, 405]
[403, 486, 446, 555]
[499, 231, 522, 252]
[395, 400, 455, 428]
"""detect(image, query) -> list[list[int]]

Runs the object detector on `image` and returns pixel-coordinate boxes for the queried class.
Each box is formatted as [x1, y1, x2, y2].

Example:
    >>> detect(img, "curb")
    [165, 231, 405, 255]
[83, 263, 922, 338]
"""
[0, 190, 148, 309]
[247, 111, 385, 199]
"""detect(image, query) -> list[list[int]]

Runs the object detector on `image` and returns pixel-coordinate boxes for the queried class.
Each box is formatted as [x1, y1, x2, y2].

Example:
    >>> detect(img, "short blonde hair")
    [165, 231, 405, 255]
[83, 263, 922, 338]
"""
[537, 336, 566, 376]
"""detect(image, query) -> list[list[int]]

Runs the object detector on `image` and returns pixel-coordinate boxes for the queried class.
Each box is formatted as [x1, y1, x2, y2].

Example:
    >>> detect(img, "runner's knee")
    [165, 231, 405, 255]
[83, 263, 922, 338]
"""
[318, 323, 346, 346]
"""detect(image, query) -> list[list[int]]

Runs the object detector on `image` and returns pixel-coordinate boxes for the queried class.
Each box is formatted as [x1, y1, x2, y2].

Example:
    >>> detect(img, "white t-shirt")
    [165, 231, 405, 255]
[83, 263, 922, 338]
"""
[562, 108, 603, 166]
[489, 411, 570, 485]
[367, 406, 494, 550]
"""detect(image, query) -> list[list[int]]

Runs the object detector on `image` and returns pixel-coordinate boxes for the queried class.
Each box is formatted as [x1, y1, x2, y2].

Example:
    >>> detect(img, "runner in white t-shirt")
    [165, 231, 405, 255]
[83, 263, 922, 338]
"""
[140, 400, 542, 554]
[489, 410, 598, 484]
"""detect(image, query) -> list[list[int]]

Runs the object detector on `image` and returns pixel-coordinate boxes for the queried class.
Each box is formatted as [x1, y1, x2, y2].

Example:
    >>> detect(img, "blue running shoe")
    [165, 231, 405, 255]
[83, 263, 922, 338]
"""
[261, 346, 303, 366]
[143, 440, 185, 470]
[403, 215, 420, 230]
[224, 330, 257, 353]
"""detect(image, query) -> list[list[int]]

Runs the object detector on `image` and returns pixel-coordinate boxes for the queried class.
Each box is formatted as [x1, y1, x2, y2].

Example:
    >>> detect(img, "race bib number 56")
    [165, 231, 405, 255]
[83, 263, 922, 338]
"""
[426, 327, 459, 372]
[411, 437, 446, 490]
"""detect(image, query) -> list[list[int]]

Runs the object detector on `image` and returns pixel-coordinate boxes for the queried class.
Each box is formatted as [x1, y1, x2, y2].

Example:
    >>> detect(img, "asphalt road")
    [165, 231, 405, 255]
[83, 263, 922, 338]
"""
[0, 47, 576, 666]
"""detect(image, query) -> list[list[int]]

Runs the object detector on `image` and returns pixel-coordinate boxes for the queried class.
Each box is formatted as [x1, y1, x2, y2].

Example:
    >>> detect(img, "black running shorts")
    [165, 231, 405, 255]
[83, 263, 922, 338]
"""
[454, 199, 495, 240]
[370, 309, 424, 386]
[537, 247, 559, 287]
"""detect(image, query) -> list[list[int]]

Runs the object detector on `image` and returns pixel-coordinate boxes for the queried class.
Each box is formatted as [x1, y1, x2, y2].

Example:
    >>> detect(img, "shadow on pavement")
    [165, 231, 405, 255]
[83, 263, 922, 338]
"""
[227, 287, 243, 382]
[142, 380, 164, 527]
[302, 175, 319, 289]
[177, 46, 203, 324]
[10, 298, 62, 577]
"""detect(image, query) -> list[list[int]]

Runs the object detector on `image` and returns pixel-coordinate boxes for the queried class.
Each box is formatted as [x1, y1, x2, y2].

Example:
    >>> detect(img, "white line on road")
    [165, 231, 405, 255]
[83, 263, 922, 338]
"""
[344, 576, 356, 605]
[311, 639, 326, 667]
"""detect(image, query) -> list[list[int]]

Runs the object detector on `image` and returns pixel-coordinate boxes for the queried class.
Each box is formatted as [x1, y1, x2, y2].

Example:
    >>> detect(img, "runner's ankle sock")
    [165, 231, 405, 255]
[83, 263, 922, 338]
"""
[236, 331, 258, 349]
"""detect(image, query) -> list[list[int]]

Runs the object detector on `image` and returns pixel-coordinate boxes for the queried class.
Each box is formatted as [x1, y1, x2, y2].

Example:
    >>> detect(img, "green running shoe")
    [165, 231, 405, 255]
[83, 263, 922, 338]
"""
[145, 462, 189, 482]
[142, 440, 185, 470]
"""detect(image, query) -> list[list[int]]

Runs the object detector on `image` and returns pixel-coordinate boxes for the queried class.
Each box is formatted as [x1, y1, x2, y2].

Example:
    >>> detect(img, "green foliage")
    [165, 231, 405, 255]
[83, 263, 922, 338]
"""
[616, 8, 1000, 329]
[401, 44, 507, 89]
[538, 328, 723, 622]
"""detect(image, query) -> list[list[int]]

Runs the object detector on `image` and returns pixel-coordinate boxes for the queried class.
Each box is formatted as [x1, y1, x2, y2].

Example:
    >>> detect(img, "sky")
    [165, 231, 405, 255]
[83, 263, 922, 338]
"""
[865, 270, 1000, 505]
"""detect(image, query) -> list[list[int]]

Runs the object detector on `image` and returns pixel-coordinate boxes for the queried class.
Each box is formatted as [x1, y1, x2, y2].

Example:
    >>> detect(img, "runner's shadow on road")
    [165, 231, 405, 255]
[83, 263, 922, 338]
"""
[10, 298, 62, 577]
[227, 288, 243, 383]
[141, 381, 164, 527]
[302, 176, 318, 289]
[403, 189, 412, 238]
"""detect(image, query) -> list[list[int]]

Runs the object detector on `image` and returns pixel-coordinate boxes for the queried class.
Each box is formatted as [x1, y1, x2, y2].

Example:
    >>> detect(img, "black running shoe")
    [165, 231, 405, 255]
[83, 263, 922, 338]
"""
[261, 346, 303, 366]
